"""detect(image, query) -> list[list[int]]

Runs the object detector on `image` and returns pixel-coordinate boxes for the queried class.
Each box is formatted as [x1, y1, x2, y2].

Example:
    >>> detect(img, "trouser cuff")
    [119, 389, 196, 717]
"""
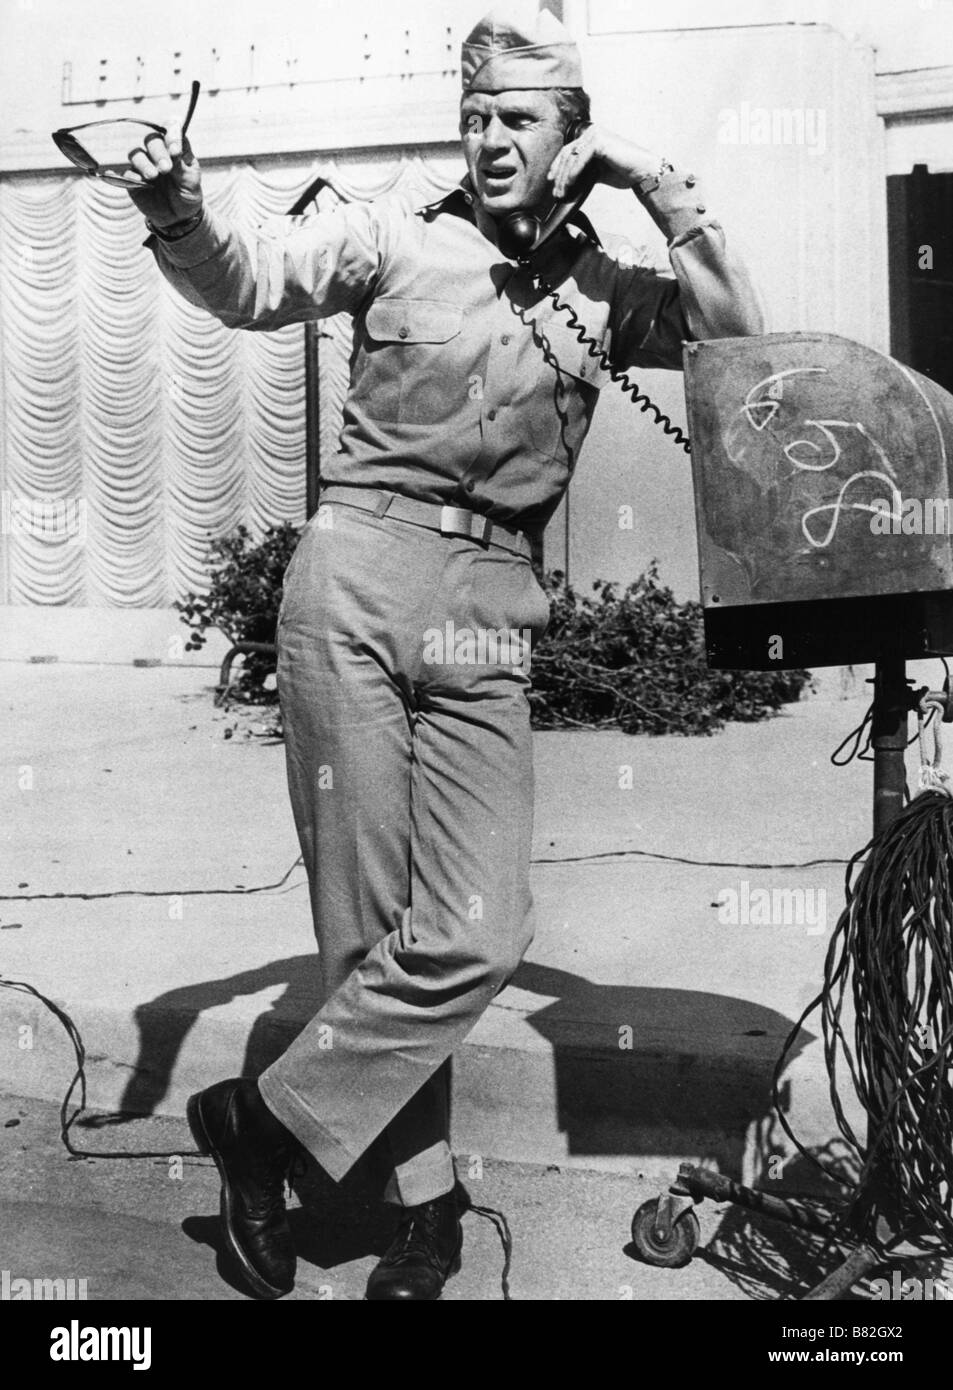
[257, 1070, 359, 1183]
[382, 1143, 456, 1207]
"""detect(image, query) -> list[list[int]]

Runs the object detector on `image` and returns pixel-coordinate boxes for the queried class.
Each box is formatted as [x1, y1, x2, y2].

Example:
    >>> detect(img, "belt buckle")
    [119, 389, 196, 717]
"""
[439, 505, 492, 545]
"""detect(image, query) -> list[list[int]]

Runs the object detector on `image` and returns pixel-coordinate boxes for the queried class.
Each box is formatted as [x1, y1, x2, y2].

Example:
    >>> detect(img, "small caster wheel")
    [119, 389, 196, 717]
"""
[630, 1199, 700, 1268]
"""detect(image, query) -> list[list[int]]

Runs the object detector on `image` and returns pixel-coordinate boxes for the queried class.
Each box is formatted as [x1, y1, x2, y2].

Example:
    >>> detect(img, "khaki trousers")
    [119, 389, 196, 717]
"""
[258, 498, 549, 1205]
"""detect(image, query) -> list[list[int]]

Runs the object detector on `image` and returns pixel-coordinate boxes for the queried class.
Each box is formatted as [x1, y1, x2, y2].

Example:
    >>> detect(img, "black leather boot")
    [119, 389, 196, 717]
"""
[187, 1078, 299, 1300]
[365, 1190, 463, 1300]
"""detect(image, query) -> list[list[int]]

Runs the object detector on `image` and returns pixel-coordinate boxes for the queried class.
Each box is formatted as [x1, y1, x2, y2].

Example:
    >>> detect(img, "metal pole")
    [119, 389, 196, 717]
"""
[304, 321, 321, 521]
[856, 651, 910, 1241]
[871, 653, 909, 838]
[801, 653, 911, 1295]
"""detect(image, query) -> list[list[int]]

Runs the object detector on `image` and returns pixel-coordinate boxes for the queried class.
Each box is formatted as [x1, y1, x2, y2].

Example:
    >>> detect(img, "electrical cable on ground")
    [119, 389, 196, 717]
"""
[0, 849, 858, 910]
[0, 970, 516, 1297]
[5, 687, 943, 1293]
[0, 856, 304, 904]
[771, 724, 953, 1257]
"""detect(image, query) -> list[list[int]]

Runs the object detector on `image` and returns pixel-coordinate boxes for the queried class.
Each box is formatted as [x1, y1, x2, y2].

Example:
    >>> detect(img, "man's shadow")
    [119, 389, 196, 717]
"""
[84, 954, 401, 1278]
[510, 960, 814, 1180]
[87, 953, 815, 1288]
[105, 954, 321, 1118]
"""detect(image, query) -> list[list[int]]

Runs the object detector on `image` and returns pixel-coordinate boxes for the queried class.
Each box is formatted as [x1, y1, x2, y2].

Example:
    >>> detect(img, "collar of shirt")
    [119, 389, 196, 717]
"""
[415, 174, 604, 254]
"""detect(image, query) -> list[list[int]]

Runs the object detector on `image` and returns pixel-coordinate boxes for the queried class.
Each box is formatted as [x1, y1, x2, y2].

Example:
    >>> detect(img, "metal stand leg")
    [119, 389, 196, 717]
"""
[799, 653, 911, 1297]
[632, 652, 930, 1299]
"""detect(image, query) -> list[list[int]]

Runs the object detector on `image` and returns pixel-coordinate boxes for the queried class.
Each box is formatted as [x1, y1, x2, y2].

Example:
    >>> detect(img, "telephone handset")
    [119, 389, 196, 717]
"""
[497, 122, 692, 453]
[496, 119, 598, 263]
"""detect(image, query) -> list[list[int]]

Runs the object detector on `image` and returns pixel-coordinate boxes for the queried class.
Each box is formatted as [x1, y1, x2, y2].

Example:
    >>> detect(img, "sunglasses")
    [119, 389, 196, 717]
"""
[52, 80, 200, 189]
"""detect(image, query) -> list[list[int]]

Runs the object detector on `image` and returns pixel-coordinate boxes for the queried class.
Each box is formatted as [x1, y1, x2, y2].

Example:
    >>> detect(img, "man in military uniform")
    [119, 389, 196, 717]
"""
[127, 5, 763, 1300]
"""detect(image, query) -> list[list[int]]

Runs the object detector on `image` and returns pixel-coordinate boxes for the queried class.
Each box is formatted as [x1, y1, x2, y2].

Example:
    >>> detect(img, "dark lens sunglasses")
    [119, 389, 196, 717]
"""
[52, 80, 200, 188]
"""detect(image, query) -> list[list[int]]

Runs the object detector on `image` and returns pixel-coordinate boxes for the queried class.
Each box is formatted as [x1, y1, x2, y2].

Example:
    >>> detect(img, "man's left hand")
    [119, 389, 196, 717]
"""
[548, 124, 664, 200]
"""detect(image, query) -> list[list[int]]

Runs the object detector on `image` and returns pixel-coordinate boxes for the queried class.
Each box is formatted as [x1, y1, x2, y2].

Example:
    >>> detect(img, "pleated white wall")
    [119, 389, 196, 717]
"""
[0, 151, 459, 607]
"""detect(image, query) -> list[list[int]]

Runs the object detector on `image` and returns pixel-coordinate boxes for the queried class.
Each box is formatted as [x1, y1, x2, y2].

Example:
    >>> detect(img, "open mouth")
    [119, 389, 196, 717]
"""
[482, 165, 517, 186]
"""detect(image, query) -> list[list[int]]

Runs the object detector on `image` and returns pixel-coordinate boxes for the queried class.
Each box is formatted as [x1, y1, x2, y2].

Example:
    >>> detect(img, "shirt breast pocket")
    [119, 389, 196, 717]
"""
[359, 297, 464, 424]
[528, 319, 610, 462]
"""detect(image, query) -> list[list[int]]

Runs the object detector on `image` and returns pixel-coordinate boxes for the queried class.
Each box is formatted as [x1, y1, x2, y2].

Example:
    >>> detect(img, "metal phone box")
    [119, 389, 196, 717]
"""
[683, 332, 953, 669]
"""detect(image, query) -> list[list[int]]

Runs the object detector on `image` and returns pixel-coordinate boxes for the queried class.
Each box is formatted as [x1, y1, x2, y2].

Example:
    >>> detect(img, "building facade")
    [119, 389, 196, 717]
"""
[0, 0, 950, 659]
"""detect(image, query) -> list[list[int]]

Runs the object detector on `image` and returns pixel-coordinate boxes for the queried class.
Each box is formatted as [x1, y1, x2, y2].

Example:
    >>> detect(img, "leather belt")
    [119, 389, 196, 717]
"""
[317, 485, 532, 558]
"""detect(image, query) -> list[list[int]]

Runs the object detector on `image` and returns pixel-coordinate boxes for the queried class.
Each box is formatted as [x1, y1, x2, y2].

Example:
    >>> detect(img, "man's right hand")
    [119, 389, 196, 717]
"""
[125, 118, 204, 230]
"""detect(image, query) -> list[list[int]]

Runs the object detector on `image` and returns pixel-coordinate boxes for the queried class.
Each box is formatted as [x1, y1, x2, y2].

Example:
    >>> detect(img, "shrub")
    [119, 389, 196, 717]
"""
[529, 563, 813, 735]
[177, 529, 813, 728]
[174, 523, 300, 699]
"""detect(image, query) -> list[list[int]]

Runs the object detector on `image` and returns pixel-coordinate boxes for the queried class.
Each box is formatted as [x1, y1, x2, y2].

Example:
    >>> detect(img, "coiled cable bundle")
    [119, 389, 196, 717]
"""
[775, 715, 953, 1254]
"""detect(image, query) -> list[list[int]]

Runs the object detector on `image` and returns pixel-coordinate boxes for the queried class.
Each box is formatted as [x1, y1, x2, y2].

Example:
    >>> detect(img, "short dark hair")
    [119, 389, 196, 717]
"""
[551, 88, 592, 138]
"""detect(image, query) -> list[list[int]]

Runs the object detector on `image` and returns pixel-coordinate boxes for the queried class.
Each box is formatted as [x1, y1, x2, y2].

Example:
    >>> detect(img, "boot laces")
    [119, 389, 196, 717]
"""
[241, 1141, 300, 1221]
[388, 1201, 449, 1271]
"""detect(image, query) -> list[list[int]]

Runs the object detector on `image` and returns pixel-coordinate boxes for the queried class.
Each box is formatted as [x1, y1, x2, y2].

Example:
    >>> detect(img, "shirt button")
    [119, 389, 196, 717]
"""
[487, 408, 497, 421]
[685, 174, 697, 187]
[398, 326, 409, 339]
[500, 334, 510, 345]
[696, 204, 706, 214]
[465, 482, 476, 493]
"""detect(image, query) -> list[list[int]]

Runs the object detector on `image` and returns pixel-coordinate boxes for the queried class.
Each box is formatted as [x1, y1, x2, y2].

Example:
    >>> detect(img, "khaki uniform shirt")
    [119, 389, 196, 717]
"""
[150, 166, 764, 536]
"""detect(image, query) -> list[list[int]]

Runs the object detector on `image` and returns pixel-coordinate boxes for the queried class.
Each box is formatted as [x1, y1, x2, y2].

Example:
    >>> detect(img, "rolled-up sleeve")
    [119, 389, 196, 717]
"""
[608, 164, 766, 371]
[145, 201, 385, 331]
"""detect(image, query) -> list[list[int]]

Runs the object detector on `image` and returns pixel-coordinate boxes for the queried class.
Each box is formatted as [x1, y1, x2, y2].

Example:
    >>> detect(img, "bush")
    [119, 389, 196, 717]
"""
[529, 563, 813, 735]
[175, 523, 300, 699]
[177, 529, 813, 728]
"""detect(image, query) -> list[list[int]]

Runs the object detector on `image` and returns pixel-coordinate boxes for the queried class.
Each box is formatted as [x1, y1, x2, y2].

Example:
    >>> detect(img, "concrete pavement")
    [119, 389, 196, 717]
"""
[0, 661, 920, 1197]
[0, 1089, 839, 1301]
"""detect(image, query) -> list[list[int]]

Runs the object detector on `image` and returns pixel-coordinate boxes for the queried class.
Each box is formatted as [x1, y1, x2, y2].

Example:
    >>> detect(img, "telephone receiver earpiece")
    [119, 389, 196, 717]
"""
[497, 120, 596, 263]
